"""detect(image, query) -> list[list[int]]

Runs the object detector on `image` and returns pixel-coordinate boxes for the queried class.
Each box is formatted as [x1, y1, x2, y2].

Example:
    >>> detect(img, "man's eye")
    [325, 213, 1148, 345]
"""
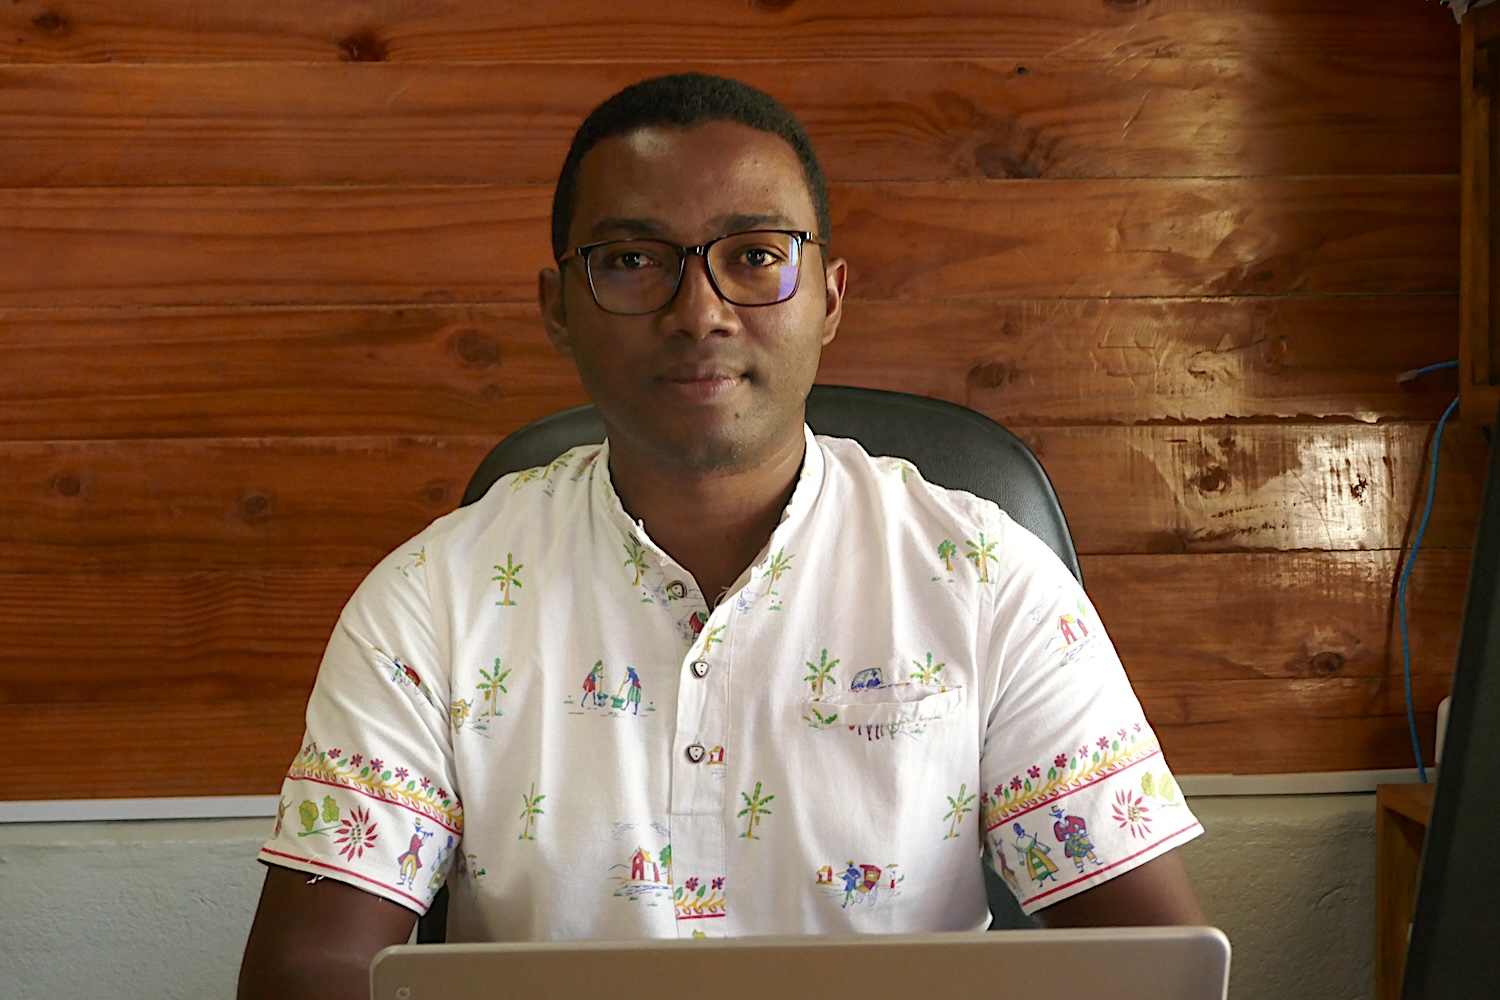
[732, 246, 787, 268]
[601, 249, 664, 271]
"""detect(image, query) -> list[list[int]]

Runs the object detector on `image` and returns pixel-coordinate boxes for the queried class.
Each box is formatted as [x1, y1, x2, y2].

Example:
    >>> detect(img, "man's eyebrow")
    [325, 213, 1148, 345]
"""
[716, 212, 799, 232]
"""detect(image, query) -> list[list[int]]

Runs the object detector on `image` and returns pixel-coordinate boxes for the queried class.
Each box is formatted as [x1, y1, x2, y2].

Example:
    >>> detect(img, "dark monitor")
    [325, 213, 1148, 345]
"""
[1402, 411, 1500, 1000]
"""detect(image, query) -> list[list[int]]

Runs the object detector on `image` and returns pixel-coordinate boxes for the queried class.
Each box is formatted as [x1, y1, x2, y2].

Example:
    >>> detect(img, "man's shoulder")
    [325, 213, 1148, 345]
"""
[407, 443, 603, 559]
[812, 432, 1003, 522]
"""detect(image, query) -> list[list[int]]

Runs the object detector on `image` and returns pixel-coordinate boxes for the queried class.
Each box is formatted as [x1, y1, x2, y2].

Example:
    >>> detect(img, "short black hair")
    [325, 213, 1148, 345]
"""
[550, 73, 831, 260]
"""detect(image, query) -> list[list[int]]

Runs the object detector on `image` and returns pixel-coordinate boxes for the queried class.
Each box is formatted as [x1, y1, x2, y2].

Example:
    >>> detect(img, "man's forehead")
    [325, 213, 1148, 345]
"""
[569, 121, 816, 240]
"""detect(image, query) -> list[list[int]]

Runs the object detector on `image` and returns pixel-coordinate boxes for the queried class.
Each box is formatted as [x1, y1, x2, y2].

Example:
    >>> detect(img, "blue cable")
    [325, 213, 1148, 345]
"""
[1399, 391, 1461, 783]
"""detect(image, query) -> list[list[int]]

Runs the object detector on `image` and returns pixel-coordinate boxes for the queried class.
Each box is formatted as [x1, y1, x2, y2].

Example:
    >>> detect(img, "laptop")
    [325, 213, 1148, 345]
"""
[371, 926, 1231, 999]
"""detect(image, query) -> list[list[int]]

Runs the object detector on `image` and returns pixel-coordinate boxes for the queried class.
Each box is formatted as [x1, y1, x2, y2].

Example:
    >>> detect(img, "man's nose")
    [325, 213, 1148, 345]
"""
[659, 253, 738, 339]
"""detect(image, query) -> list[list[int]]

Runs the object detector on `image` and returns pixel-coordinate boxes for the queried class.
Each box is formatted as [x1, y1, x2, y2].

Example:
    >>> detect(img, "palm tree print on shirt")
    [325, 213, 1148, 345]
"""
[623, 539, 648, 587]
[804, 648, 840, 696]
[944, 783, 975, 839]
[965, 533, 998, 583]
[910, 652, 945, 685]
[937, 539, 957, 573]
[492, 553, 523, 606]
[738, 782, 774, 839]
[764, 548, 793, 609]
[477, 658, 510, 718]
[518, 783, 545, 840]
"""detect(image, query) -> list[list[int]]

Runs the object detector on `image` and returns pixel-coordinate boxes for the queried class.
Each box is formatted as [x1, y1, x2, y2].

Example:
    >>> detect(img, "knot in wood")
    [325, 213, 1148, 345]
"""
[451, 328, 501, 366]
[238, 492, 272, 521]
[750, 0, 798, 10]
[32, 10, 68, 32]
[1309, 651, 1345, 676]
[424, 481, 451, 505]
[338, 29, 388, 62]
[967, 360, 1018, 390]
[49, 473, 81, 497]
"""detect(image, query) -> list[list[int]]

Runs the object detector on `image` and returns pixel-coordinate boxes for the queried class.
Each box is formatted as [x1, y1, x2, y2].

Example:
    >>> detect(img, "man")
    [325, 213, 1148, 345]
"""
[239, 73, 1203, 999]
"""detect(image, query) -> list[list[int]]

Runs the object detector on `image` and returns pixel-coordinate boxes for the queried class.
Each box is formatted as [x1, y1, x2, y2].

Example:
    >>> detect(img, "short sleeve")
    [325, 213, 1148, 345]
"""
[258, 535, 463, 914]
[977, 513, 1201, 915]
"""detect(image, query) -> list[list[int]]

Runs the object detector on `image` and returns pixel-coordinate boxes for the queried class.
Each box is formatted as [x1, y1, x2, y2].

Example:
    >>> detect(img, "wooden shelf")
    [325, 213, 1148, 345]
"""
[1375, 782, 1436, 1000]
[1462, 6, 1500, 428]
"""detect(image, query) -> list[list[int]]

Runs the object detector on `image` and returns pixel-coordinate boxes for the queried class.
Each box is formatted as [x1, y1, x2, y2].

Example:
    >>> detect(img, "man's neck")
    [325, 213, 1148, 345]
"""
[606, 433, 806, 608]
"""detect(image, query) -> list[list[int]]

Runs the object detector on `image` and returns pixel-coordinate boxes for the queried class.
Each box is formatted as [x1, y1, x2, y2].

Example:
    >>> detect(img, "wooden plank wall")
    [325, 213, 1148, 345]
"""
[0, 0, 1481, 798]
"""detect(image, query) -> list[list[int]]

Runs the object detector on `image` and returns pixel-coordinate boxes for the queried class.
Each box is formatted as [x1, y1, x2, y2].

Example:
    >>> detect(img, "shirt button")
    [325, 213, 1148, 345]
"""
[690, 659, 710, 679]
[686, 744, 706, 763]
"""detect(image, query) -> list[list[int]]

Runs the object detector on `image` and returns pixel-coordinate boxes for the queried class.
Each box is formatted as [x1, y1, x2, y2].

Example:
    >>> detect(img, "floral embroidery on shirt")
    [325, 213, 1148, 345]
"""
[737, 781, 774, 839]
[492, 553, 523, 606]
[965, 532, 998, 583]
[978, 730, 1157, 832]
[816, 862, 903, 909]
[943, 783, 975, 839]
[335, 806, 379, 862]
[518, 783, 545, 840]
[542, 453, 572, 496]
[702, 624, 725, 649]
[287, 743, 462, 833]
[675, 875, 726, 921]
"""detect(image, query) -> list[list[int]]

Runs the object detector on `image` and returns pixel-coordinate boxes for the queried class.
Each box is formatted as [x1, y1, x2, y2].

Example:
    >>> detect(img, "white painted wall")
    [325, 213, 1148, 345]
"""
[0, 795, 1375, 1000]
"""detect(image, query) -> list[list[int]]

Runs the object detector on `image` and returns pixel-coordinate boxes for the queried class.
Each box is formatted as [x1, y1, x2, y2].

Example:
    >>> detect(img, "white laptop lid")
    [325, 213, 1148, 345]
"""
[371, 926, 1231, 1000]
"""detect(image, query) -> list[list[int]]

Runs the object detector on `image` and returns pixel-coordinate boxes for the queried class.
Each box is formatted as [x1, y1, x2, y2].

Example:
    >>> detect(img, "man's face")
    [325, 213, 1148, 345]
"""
[539, 120, 846, 476]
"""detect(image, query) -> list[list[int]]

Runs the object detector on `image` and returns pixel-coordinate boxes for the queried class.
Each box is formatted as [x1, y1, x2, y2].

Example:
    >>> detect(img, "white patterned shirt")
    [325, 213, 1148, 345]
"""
[258, 427, 1201, 939]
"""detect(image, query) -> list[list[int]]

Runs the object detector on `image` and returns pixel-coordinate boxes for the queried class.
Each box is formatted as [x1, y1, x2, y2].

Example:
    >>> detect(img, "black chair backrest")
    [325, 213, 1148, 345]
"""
[422, 385, 1074, 942]
[463, 384, 1081, 584]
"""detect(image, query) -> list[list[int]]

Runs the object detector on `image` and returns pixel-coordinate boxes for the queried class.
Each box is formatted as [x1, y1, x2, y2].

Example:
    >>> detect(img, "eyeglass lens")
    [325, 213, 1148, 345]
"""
[585, 231, 804, 314]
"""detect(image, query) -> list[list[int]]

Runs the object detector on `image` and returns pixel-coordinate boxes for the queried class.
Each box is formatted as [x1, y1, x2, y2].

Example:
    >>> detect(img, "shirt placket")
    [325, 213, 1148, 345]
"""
[667, 595, 731, 937]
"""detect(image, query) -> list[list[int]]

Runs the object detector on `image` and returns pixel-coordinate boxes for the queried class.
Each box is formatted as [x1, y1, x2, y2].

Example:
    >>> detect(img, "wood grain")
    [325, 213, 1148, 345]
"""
[0, 296, 1461, 441]
[0, 701, 308, 799]
[0, 56, 1457, 187]
[0, 305, 586, 440]
[0, 423, 1483, 573]
[1086, 549, 1471, 684]
[1030, 422, 1487, 555]
[0, 178, 1458, 308]
[0, 0, 1456, 64]
[828, 295, 1463, 425]
[0, 548, 1465, 797]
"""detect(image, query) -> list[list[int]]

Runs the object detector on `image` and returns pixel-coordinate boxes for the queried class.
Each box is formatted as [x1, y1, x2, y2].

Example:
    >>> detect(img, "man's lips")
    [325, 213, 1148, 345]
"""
[656, 365, 749, 399]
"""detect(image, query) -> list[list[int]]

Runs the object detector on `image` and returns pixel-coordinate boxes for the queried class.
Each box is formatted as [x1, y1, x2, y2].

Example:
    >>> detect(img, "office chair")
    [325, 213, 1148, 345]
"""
[417, 384, 1082, 941]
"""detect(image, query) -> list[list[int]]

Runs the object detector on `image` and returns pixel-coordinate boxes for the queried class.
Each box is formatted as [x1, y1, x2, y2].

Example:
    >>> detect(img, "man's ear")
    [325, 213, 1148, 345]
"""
[819, 256, 848, 348]
[538, 266, 573, 357]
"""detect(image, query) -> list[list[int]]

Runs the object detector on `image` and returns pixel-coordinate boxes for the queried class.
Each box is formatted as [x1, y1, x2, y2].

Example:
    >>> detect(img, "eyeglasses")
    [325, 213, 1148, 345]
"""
[558, 229, 827, 316]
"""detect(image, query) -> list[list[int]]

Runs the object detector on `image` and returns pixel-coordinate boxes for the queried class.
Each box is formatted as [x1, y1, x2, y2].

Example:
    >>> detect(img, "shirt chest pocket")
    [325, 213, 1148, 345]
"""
[804, 683, 965, 738]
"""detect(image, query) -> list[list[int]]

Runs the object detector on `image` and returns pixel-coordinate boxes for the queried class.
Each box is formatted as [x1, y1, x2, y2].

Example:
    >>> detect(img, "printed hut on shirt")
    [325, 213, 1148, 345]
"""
[260, 428, 1201, 939]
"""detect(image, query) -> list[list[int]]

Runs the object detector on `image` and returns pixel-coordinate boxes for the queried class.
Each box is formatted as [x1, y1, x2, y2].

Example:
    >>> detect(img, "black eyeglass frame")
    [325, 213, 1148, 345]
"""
[557, 229, 829, 316]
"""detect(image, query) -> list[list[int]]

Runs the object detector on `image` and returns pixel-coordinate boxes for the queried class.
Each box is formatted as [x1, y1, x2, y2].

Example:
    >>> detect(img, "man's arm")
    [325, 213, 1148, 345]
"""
[238, 864, 419, 1000]
[1033, 851, 1204, 927]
